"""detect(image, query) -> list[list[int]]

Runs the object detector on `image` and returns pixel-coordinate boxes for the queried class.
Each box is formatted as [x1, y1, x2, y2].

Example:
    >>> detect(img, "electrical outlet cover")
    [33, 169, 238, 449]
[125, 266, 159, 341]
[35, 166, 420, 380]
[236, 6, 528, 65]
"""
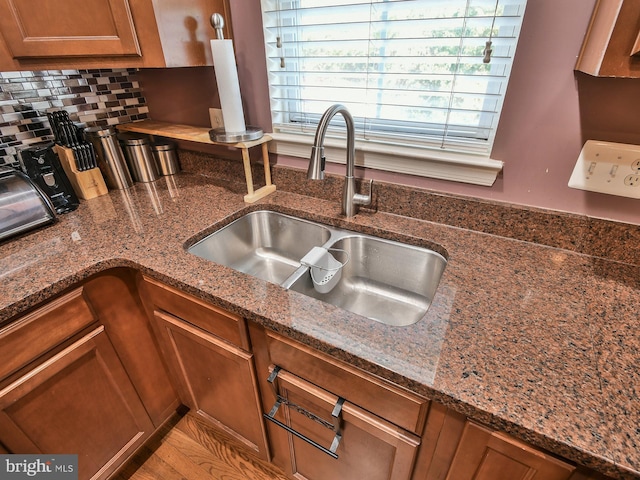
[568, 140, 640, 199]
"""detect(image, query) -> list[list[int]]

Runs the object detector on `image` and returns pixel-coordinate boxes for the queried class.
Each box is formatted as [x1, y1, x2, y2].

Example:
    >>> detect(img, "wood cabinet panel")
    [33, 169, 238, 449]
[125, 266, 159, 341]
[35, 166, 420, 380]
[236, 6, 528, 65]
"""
[141, 275, 247, 349]
[0, 0, 233, 70]
[152, 310, 268, 459]
[85, 270, 179, 428]
[264, 367, 420, 480]
[0, 326, 154, 480]
[0, 287, 96, 380]
[0, 0, 140, 58]
[444, 422, 575, 480]
[265, 329, 429, 435]
[411, 403, 467, 480]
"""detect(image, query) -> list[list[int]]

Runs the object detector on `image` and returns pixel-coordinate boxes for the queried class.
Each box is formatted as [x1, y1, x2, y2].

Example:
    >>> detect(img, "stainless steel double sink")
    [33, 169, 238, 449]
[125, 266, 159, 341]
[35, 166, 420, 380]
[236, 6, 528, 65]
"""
[187, 211, 447, 327]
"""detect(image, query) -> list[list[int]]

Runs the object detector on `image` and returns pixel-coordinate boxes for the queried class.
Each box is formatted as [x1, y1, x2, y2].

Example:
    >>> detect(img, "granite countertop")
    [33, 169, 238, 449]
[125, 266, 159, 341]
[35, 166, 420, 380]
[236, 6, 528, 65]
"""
[1, 172, 638, 479]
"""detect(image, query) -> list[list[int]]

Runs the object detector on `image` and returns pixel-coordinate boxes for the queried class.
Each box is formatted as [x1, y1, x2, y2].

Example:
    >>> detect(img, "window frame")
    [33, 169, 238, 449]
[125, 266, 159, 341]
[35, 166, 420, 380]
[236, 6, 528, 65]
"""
[261, 0, 528, 186]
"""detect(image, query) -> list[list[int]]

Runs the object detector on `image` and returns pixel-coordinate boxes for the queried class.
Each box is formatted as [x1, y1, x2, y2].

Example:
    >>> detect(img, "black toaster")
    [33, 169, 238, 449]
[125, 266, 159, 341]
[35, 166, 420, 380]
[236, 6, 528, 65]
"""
[0, 166, 56, 242]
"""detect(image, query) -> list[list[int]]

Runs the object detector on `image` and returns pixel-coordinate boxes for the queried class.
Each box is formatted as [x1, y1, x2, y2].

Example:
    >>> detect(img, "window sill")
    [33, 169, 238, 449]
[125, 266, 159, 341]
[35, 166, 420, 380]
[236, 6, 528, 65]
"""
[269, 133, 503, 187]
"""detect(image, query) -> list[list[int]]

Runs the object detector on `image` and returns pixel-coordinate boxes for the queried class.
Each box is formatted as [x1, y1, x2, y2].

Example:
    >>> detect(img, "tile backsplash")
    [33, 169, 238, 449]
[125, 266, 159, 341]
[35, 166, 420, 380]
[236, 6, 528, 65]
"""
[0, 68, 148, 167]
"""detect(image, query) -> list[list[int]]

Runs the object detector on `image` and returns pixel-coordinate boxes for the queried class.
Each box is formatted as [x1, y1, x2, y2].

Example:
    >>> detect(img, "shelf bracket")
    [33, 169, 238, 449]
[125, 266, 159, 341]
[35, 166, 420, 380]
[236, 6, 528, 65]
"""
[239, 139, 277, 203]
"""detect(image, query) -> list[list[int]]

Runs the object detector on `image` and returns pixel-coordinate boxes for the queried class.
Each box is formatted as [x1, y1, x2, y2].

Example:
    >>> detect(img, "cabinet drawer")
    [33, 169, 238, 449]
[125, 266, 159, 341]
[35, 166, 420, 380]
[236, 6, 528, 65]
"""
[0, 287, 97, 380]
[265, 330, 428, 434]
[141, 276, 246, 349]
[264, 366, 420, 480]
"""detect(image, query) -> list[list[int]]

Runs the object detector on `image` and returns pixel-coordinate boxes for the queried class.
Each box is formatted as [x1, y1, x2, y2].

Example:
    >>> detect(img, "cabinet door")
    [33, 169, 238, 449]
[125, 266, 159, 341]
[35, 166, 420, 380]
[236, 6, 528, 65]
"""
[264, 367, 420, 480]
[0, 0, 140, 59]
[0, 326, 153, 480]
[445, 422, 575, 480]
[152, 310, 268, 459]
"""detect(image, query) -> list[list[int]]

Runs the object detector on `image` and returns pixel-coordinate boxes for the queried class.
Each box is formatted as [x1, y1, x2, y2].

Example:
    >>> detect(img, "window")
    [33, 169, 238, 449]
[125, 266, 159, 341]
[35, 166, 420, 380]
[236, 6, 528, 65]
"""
[261, 0, 528, 185]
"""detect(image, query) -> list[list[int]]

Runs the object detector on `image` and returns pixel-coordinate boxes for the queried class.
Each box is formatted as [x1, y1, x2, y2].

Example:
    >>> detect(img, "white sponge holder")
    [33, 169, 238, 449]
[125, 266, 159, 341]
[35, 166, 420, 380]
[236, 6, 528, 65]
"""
[300, 246, 349, 294]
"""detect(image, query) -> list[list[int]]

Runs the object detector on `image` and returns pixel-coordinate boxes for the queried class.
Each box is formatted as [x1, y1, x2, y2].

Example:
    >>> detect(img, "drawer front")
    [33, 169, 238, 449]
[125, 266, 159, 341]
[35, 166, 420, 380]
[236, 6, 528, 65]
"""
[0, 287, 97, 380]
[266, 330, 428, 434]
[141, 276, 245, 349]
[264, 367, 420, 480]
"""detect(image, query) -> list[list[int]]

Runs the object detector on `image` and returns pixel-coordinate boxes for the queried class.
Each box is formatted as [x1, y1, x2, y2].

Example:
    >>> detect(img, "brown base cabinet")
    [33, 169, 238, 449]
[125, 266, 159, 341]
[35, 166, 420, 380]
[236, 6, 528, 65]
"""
[0, 270, 616, 480]
[140, 276, 269, 460]
[444, 421, 575, 480]
[263, 366, 420, 480]
[84, 270, 179, 428]
[0, 326, 153, 480]
[151, 310, 268, 457]
[412, 403, 608, 480]
[250, 323, 426, 480]
[0, 273, 177, 480]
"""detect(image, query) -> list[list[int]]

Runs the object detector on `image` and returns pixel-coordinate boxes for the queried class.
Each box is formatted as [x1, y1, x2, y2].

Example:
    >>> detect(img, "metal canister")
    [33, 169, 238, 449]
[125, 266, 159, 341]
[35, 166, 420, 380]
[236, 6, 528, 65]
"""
[118, 133, 159, 183]
[151, 140, 180, 176]
[84, 127, 133, 190]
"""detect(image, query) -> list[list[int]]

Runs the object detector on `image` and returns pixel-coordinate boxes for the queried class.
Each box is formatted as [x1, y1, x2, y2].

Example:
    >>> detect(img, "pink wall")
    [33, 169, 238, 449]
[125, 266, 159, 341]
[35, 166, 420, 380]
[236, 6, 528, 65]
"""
[141, 0, 640, 225]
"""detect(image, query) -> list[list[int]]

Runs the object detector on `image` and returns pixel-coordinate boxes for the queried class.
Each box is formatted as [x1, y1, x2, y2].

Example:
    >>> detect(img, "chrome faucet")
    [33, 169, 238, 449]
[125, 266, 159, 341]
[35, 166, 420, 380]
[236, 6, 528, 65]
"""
[308, 104, 373, 217]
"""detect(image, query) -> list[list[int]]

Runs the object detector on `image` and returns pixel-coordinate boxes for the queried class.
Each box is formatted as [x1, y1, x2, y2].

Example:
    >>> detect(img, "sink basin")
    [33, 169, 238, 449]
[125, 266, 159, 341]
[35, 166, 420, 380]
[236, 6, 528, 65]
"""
[289, 235, 447, 326]
[187, 210, 447, 326]
[188, 211, 331, 284]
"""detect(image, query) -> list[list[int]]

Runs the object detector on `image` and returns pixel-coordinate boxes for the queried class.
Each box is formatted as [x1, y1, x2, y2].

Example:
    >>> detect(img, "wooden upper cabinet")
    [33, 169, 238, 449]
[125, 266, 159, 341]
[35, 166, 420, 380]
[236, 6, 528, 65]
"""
[0, 0, 141, 58]
[576, 0, 640, 77]
[0, 0, 233, 70]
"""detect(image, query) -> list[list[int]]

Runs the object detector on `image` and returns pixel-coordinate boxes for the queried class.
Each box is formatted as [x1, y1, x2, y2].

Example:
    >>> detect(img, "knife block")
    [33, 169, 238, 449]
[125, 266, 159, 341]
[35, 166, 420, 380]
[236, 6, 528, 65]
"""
[55, 146, 108, 200]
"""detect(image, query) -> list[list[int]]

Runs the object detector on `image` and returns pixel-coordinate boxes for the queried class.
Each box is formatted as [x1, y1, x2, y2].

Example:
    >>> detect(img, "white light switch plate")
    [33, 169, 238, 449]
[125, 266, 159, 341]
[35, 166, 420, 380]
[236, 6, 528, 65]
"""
[568, 140, 640, 199]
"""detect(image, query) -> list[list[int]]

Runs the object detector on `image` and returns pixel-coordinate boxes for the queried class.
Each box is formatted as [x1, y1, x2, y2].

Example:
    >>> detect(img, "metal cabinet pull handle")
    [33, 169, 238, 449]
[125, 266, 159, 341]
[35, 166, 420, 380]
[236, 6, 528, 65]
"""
[264, 366, 344, 459]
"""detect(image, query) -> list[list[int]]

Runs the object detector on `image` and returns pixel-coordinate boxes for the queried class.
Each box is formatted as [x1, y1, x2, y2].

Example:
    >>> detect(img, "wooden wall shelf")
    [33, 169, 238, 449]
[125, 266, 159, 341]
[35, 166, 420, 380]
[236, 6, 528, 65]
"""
[117, 120, 276, 203]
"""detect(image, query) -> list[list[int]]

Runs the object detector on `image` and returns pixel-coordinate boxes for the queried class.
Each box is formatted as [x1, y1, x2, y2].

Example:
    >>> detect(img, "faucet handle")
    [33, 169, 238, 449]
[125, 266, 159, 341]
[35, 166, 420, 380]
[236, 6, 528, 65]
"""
[353, 179, 373, 207]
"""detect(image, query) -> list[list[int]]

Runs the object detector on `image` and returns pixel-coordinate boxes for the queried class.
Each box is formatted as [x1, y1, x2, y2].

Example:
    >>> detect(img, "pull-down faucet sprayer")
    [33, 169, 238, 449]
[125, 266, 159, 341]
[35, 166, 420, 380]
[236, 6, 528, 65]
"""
[307, 104, 373, 217]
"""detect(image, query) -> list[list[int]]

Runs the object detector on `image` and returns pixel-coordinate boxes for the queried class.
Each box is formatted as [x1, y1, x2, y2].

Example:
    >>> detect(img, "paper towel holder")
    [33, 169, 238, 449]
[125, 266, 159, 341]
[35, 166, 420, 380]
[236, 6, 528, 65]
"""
[209, 13, 264, 143]
[211, 13, 225, 39]
[209, 125, 264, 143]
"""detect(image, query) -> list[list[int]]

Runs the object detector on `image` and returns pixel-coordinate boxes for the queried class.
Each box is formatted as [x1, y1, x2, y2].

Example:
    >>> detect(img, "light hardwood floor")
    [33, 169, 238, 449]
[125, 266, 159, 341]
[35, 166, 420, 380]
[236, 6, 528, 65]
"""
[113, 411, 288, 480]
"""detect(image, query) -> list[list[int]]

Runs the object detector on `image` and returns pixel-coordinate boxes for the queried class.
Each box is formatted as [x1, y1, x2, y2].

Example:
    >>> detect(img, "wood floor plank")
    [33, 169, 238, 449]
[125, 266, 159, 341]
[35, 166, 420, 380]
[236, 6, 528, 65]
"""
[125, 462, 171, 480]
[150, 432, 220, 479]
[128, 446, 187, 480]
[175, 413, 288, 478]
[175, 412, 246, 453]
[114, 411, 288, 480]
[169, 423, 288, 480]
[166, 429, 262, 480]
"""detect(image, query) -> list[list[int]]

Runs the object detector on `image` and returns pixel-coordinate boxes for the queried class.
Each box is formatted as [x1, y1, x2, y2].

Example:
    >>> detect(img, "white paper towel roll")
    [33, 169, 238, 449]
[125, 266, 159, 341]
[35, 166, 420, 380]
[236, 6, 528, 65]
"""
[210, 39, 246, 134]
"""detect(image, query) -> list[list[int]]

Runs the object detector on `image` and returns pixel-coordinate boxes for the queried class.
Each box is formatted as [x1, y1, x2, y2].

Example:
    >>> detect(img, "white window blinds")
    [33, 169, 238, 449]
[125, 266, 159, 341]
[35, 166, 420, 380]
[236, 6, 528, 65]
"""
[261, 0, 527, 158]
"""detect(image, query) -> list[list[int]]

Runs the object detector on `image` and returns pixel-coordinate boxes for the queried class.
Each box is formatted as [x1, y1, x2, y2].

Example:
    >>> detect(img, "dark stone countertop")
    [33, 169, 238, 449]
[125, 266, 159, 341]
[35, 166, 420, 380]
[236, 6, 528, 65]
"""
[1, 172, 638, 479]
